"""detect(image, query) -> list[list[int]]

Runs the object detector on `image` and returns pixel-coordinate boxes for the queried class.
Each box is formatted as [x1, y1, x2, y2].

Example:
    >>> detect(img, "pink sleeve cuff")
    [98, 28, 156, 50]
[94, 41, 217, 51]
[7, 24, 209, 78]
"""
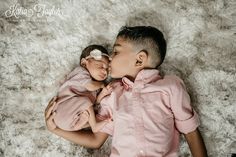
[96, 106, 114, 135]
[98, 121, 114, 135]
[175, 110, 200, 134]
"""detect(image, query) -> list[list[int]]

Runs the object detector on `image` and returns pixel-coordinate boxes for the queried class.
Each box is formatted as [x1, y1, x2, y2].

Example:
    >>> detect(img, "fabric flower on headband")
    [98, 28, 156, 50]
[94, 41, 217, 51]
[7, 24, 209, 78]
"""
[86, 49, 110, 60]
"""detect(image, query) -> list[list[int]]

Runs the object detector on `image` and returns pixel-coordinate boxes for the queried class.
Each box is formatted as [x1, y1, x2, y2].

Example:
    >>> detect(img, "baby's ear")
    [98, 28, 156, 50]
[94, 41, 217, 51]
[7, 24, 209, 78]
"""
[80, 58, 87, 67]
[135, 50, 148, 67]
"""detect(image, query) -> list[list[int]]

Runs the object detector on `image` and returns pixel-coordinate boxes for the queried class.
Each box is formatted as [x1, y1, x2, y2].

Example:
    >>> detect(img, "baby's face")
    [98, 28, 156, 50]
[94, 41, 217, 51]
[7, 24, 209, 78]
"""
[86, 56, 109, 81]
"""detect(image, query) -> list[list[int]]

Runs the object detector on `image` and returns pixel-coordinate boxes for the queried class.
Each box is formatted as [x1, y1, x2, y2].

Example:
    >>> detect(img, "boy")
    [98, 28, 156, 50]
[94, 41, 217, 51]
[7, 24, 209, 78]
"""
[45, 26, 208, 157]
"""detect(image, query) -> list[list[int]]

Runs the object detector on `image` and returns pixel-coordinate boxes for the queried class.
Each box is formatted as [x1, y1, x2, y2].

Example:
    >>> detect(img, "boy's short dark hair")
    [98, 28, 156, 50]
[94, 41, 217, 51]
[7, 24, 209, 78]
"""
[80, 45, 108, 63]
[117, 26, 166, 67]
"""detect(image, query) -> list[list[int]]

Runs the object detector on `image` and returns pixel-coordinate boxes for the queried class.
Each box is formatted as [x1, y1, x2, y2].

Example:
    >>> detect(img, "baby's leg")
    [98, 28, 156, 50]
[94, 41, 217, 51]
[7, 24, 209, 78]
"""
[54, 98, 90, 131]
[87, 106, 108, 133]
[70, 111, 90, 130]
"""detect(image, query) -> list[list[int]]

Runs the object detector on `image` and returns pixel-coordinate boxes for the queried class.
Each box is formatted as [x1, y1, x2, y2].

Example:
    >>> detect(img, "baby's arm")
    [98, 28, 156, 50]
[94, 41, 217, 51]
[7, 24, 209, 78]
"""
[96, 84, 112, 104]
[184, 129, 208, 157]
[85, 81, 104, 91]
[87, 106, 109, 133]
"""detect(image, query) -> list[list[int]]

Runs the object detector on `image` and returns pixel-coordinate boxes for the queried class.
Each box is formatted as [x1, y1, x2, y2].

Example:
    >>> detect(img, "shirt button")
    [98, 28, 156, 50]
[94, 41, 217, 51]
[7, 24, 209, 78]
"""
[137, 150, 145, 156]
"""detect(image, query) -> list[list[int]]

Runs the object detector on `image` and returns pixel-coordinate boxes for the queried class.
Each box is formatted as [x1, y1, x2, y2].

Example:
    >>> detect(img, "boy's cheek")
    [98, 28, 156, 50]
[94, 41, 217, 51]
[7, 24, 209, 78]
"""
[110, 69, 121, 78]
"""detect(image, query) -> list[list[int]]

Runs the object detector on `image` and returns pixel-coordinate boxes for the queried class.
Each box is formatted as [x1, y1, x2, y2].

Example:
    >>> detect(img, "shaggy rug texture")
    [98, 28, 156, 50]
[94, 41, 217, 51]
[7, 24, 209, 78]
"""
[0, 0, 235, 156]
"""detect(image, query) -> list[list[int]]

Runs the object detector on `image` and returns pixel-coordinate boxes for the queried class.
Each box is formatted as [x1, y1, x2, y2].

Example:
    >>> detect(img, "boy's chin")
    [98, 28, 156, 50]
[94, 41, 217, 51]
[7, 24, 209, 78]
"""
[110, 73, 122, 79]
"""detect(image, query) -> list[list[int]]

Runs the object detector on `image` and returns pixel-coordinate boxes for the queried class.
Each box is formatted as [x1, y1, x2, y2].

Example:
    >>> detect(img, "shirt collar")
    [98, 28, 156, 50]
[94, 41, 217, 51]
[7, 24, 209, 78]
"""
[122, 69, 162, 90]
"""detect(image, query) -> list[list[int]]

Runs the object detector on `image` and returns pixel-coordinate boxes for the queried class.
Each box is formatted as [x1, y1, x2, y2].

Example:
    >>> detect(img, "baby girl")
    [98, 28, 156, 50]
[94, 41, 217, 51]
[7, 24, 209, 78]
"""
[51, 45, 112, 132]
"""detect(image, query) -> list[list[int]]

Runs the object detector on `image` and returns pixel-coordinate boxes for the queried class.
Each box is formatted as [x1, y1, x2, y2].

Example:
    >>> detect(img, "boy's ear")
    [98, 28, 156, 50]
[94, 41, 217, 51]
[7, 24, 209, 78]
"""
[80, 58, 87, 67]
[135, 51, 148, 67]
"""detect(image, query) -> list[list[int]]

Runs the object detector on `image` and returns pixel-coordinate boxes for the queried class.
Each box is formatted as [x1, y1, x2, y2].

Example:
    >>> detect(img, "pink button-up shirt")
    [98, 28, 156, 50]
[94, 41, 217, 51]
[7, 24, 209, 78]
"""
[97, 69, 199, 157]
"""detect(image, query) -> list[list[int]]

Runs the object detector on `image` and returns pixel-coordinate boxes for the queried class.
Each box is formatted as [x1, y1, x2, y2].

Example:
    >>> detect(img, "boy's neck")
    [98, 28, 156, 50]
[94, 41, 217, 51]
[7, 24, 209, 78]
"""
[124, 75, 135, 82]
[124, 69, 143, 82]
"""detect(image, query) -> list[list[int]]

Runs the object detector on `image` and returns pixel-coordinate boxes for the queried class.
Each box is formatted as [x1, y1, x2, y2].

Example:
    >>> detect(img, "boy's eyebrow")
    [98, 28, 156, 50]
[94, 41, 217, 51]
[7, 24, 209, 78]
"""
[113, 43, 121, 47]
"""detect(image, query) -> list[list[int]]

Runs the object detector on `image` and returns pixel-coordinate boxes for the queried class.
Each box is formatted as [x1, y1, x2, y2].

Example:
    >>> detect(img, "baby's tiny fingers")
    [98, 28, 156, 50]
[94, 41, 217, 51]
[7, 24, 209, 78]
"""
[107, 86, 113, 91]
[107, 87, 112, 92]
[106, 84, 112, 90]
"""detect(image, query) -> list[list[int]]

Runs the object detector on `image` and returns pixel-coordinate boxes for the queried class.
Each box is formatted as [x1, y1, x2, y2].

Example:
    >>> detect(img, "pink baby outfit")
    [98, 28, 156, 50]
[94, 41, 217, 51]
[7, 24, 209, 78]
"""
[53, 66, 97, 131]
[97, 69, 199, 157]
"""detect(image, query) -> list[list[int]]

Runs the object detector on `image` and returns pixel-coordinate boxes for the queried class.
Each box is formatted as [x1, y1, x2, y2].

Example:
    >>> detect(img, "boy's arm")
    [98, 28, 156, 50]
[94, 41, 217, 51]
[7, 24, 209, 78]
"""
[184, 128, 208, 157]
[85, 81, 104, 91]
[51, 128, 109, 149]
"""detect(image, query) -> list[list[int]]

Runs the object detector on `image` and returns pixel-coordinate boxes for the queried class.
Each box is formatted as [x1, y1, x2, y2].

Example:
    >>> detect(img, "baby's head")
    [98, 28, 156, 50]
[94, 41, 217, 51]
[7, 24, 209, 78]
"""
[110, 26, 166, 79]
[80, 45, 110, 81]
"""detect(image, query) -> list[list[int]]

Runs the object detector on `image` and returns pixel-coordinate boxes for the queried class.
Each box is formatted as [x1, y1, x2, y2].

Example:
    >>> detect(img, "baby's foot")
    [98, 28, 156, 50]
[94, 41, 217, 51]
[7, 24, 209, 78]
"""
[71, 111, 89, 130]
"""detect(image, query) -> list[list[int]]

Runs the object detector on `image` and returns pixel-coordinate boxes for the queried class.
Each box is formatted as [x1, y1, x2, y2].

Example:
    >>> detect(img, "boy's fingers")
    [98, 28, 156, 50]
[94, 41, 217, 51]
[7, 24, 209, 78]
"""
[47, 114, 57, 130]
[49, 96, 57, 105]
[45, 102, 56, 119]
[45, 98, 54, 112]
[45, 97, 57, 117]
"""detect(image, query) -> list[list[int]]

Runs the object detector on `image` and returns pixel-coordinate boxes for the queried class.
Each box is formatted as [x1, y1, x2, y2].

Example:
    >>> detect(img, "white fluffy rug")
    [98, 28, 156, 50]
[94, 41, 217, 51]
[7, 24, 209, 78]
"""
[0, 0, 235, 156]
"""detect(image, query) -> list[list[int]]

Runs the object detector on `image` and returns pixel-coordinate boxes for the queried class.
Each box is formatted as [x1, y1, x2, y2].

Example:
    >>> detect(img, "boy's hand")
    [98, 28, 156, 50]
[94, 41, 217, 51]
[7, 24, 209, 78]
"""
[45, 97, 57, 131]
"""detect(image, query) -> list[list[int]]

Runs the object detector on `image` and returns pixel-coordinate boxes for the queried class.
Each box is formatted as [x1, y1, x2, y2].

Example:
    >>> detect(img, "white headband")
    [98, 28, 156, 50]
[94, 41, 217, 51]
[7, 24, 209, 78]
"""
[85, 49, 110, 60]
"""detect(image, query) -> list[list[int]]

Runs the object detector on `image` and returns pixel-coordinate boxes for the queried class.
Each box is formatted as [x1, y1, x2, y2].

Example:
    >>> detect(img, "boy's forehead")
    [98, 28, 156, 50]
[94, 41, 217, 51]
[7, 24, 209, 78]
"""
[113, 37, 132, 49]
[113, 38, 122, 47]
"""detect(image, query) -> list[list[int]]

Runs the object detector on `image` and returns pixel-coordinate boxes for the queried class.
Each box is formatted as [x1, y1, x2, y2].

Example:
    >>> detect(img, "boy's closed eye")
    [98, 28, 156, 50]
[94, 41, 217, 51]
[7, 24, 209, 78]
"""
[112, 51, 118, 56]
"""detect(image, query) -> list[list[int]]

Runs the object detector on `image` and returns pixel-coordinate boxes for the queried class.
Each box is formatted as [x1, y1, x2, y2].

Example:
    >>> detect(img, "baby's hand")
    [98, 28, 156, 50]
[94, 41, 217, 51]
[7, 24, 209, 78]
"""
[100, 84, 113, 97]
[96, 84, 113, 104]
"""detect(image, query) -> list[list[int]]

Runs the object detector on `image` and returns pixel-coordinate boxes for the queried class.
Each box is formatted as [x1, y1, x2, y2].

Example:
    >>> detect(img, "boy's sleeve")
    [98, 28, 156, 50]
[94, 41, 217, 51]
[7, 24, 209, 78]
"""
[170, 77, 200, 134]
[96, 93, 115, 135]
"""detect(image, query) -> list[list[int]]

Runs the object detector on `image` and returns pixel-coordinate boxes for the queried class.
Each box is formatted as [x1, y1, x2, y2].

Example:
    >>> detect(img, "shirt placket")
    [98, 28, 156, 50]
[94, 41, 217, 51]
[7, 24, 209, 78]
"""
[132, 87, 146, 157]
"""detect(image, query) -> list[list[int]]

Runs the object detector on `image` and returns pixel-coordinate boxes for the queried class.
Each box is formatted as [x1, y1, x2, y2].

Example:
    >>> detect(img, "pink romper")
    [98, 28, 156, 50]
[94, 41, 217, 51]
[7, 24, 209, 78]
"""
[53, 66, 97, 131]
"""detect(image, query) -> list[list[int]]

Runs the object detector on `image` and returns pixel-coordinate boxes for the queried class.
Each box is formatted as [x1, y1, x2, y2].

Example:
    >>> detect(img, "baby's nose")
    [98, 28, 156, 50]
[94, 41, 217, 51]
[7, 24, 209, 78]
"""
[101, 69, 108, 76]
[102, 67, 107, 72]
[103, 64, 108, 69]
